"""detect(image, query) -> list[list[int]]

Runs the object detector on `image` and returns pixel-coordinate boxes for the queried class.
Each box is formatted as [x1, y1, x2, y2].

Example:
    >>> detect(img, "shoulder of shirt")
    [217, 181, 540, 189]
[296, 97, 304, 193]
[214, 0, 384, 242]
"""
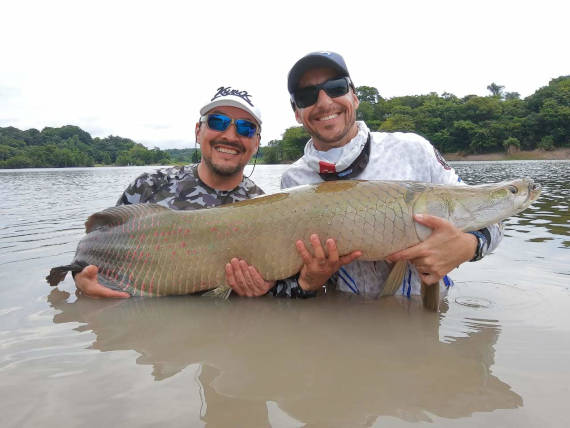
[281, 156, 314, 186]
[138, 164, 193, 182]
[242, 176, 265, 194]
[370, 131, 431, 146]
[370, 131, 434, 157]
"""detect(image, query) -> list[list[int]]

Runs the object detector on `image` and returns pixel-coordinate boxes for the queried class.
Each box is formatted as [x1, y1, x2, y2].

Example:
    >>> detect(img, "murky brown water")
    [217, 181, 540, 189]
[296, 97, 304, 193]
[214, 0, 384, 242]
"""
[1, 162, 568, 427]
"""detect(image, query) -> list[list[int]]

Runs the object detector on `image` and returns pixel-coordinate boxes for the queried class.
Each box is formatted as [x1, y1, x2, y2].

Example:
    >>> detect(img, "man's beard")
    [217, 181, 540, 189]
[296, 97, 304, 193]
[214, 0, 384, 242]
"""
[309, 110, 357, 145]
[203, 156, 245, 177]
[202, 142, 246, 177]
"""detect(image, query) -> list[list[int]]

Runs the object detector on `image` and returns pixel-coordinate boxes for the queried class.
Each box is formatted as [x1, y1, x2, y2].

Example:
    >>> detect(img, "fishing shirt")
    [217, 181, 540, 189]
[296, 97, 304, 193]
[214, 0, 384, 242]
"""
[276, 121, 503, 298]
[116, 164, 265, 209]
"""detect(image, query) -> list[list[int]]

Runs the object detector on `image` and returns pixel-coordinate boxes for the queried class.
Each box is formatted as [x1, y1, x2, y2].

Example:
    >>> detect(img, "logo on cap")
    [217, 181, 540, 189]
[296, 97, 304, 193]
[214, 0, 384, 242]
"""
[211, 86, 254, 107]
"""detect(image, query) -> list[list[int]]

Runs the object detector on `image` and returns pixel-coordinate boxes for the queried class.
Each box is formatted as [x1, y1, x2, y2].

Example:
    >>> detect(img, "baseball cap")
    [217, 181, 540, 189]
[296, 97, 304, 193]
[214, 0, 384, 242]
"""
[200, 86, 262, 126]
[287, 51, 351, 94]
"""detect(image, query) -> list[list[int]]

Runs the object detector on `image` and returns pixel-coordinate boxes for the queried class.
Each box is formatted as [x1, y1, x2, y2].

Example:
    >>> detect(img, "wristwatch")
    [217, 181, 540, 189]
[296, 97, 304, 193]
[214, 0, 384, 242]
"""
[468, 230, 487, 262]
[293, 274, 318, 298]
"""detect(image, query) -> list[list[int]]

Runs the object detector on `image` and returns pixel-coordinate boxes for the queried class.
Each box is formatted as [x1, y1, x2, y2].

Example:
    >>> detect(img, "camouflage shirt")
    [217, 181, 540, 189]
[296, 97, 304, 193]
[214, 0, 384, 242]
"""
[116, 164, 265, 209]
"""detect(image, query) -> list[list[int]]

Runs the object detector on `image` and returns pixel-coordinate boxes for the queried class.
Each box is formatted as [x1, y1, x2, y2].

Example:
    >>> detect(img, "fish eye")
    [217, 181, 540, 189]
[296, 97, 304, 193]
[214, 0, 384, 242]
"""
[508, 185, 518, 194]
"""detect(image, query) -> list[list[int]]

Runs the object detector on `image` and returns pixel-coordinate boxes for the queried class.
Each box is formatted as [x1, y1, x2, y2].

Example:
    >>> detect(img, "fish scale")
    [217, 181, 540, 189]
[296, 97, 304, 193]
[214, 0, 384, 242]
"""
[46, 178, 540, 297]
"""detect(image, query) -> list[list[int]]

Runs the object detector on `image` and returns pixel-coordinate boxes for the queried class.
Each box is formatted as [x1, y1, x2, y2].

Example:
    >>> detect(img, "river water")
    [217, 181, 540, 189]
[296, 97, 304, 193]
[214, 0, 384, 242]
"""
[0, 162, 568, 427]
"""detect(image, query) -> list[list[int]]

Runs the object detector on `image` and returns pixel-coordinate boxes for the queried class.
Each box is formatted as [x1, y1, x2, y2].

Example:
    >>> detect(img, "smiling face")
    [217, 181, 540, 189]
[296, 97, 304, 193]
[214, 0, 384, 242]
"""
[294, 67, 359, 151]
[195, 105, 260, 188]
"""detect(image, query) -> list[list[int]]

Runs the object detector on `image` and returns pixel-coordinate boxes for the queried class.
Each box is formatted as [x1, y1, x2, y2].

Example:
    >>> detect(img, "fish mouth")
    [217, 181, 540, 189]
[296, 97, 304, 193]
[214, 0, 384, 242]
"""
[528, 180, 541, 202]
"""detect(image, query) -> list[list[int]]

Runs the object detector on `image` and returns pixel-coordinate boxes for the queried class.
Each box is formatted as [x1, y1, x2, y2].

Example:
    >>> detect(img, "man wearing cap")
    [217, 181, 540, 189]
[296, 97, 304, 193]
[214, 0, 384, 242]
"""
[270, 51, 503, 299]
[73, 85, 275, 298]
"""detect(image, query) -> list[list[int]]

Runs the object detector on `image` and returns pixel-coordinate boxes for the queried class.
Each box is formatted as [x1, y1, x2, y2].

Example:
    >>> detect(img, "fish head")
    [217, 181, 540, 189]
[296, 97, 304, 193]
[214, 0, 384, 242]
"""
[454, 177, 541, 231]
[413, 178, 542, 237]
[487, 177, 541, 214]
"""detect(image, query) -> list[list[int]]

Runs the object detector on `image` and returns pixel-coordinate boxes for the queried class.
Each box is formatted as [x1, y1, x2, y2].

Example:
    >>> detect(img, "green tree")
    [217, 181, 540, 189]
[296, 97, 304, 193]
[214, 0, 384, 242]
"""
[503, 136, 520, 152]
[356, 86, 380, 104]
[280, 126, 310, 161]
[379, 114, 415, 132]
[487, 82, 504, 98]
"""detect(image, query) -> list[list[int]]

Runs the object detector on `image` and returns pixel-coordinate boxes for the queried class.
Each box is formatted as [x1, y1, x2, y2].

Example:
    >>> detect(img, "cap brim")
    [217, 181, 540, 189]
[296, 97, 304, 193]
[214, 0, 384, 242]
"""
[200, 99, 262, 126]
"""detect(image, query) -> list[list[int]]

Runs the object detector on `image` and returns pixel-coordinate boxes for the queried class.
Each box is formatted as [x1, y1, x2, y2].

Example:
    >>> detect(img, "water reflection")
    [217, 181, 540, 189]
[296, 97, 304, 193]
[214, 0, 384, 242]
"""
[48, 289, 522, 425]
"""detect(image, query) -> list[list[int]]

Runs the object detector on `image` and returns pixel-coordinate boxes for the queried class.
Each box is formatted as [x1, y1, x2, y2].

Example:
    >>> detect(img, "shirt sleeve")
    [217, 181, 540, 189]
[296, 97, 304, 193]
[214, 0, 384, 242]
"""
[270, 276, 317, 299]
[116, 172, 163, 206]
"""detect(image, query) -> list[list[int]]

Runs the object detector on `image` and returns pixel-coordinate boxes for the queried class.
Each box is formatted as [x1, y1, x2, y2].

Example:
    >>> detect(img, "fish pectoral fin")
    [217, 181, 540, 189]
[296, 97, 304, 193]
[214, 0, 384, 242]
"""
[381, 260, 407, 296]
[421, 281, 440, 312]
[202, 286, 232, 300]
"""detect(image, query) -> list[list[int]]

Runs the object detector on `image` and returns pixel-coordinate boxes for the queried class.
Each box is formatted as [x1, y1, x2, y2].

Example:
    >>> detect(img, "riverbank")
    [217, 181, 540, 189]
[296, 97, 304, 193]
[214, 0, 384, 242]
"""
[443, 148, 570, 161]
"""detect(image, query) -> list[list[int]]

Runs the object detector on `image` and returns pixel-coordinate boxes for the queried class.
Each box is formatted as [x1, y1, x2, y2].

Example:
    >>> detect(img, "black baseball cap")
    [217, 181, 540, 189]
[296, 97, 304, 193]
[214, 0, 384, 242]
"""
[287, 51, 351, 94]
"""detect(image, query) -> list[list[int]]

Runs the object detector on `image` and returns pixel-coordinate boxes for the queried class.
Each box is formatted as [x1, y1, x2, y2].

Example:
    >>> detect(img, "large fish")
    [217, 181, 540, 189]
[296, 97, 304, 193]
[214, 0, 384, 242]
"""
[47, 178, 540, 302]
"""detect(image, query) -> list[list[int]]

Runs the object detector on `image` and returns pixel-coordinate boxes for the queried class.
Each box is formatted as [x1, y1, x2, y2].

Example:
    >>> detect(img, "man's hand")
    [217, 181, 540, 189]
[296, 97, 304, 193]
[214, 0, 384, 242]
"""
[74, 265, 130, 299]
[225, 258, 276, 297]
[386, 214, 477, 285]
[296, 234, 362, 292]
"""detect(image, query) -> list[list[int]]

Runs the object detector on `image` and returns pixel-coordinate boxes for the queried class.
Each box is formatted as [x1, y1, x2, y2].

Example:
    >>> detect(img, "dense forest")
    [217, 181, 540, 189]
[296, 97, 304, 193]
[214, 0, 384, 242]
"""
[0, 125, 171, 168]
[264, 75, 569, 163]
[1, 75, 568, 168]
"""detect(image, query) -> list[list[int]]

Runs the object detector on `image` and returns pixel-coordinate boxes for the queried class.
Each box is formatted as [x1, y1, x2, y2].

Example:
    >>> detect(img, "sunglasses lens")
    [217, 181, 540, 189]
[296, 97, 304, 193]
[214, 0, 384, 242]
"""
[235, 120, 257, 138]
[323, 78, 349, 98]
[207, 114, 231, 132]
[294, 77, 350, 108]
[206, 114, 257, 138]
[294, 87, 318, 108]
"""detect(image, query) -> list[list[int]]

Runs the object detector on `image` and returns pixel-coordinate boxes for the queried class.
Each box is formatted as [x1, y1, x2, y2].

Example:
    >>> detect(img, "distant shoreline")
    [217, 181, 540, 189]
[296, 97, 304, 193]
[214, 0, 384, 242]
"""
[443, 148, 570, 162]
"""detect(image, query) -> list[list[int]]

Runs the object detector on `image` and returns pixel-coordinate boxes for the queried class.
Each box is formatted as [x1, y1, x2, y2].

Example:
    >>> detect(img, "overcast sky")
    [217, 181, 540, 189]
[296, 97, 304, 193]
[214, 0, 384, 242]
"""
[1, 0, 568, 149]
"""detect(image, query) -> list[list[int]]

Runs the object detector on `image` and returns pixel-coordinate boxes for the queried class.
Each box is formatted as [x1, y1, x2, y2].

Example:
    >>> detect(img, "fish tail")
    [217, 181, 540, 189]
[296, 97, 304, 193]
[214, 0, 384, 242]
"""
[202, 286, 232, 299]
[45, 261, 88, 287]
[421, 281, 440, 311]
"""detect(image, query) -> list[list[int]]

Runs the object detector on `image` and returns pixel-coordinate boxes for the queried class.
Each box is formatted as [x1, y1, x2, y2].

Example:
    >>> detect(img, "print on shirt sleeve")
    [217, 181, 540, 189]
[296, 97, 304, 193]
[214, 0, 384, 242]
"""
[433, 147, 452, 170]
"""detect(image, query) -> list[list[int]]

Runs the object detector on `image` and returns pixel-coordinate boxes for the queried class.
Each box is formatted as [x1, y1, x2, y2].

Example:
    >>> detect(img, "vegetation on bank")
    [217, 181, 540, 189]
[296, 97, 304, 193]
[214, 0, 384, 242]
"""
[264, 75, 570, 163]
[0, 126, 171, 168]
[1, 76, 568, 168]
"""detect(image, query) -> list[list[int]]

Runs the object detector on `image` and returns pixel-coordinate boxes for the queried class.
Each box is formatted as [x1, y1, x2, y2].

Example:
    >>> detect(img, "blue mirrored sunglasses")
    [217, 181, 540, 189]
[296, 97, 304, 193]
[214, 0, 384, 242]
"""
[200, 113, 258, 138]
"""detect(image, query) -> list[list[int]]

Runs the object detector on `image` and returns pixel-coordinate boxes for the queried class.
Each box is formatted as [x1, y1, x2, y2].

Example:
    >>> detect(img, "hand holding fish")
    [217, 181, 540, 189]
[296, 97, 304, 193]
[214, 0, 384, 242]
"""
[296, 234, 362, 292]
[225, 258, 276, 297]
[74, 265, 131, 299]
[386, 214, 478, 285]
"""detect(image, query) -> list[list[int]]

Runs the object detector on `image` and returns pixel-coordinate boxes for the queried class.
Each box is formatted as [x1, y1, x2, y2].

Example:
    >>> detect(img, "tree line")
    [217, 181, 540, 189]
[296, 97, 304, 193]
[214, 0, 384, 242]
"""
[0, 125, 171, 169]
[2, 75, 567, 168]
[263, 75, 569, 163]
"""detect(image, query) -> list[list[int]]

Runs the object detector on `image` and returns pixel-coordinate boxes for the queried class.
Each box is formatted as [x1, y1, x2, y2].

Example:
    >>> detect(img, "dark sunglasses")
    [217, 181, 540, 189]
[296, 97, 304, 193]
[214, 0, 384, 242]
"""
[292, 76, 352, 108]
[200, 113, 258, 138]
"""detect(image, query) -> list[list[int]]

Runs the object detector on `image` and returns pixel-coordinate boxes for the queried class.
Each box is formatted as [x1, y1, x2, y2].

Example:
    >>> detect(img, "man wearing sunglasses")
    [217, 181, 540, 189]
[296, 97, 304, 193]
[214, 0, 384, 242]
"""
[73, 85, 276, 298]
[268, 51, 503, 300]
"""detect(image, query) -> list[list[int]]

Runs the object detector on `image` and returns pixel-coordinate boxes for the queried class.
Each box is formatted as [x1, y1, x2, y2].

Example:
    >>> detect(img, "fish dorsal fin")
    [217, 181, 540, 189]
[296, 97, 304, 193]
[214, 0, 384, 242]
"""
[85, 203, 169, 233]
